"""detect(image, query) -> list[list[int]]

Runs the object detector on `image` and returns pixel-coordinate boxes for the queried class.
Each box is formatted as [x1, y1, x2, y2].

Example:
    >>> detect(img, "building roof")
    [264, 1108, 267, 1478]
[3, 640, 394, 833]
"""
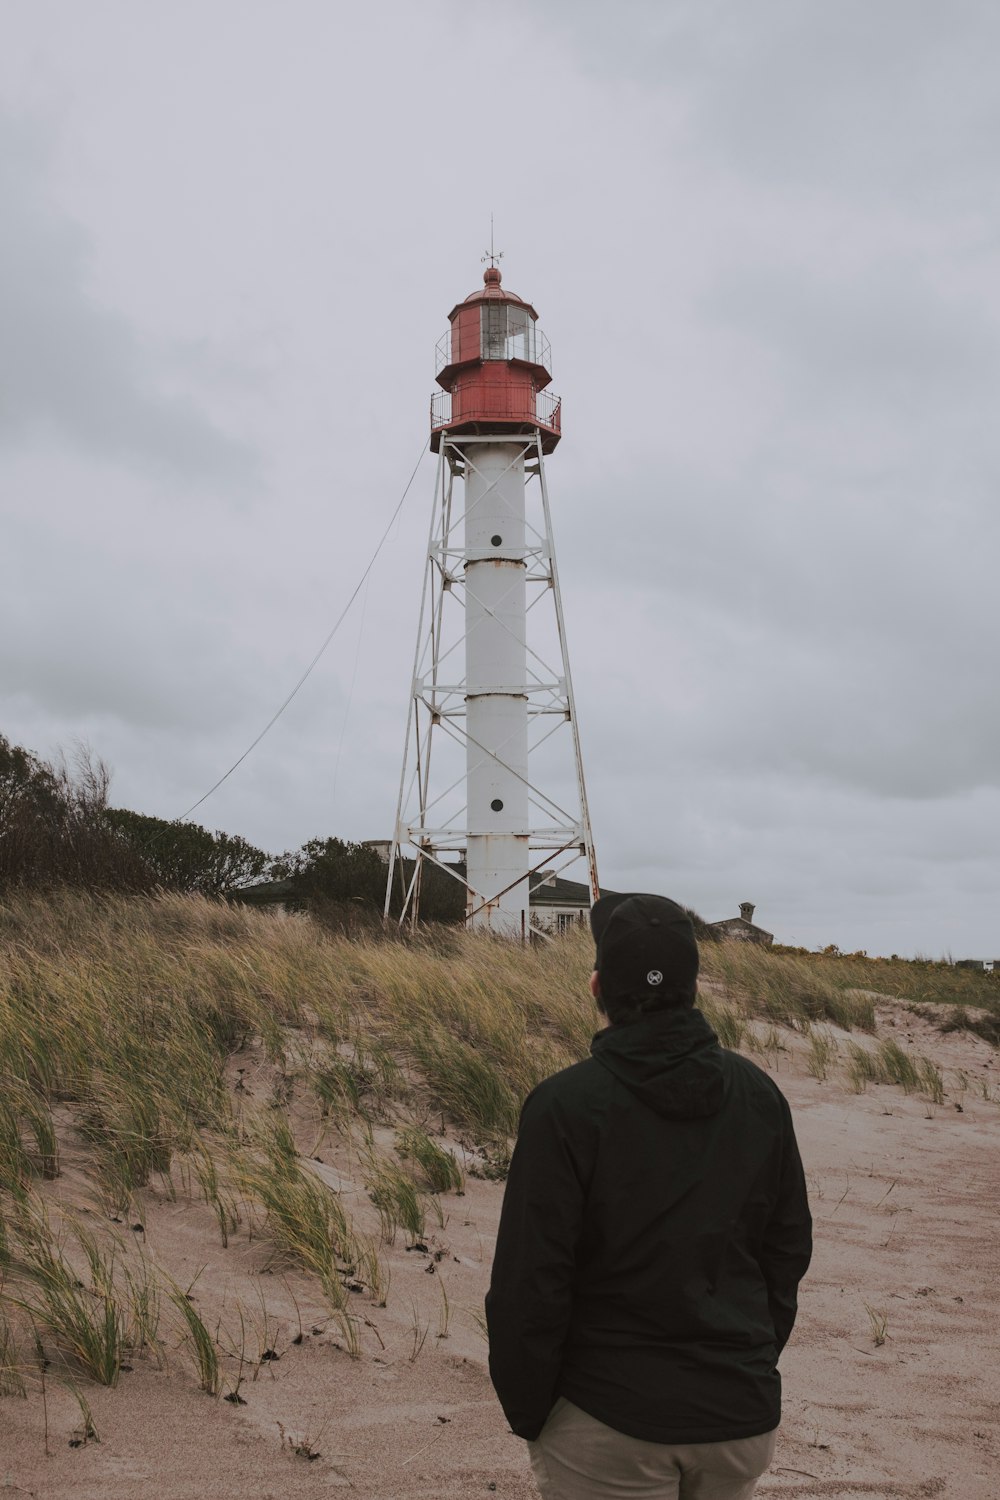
[708, 916, 775, 941]
[531, 874, 595, 907]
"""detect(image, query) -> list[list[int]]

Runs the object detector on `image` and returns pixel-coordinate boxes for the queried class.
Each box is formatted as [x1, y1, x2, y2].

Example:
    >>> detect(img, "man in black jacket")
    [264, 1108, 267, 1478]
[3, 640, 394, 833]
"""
[486, 893, 812, 1499]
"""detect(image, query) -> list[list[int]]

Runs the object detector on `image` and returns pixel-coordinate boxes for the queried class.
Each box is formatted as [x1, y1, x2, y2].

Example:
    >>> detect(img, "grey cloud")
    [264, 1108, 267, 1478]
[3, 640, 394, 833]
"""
[702, 660, 1000, 803]
[0, 117, 258, 483]
[512, 0, 1000, 206]
[706, 263, 1000, 422]
[0, 586, 251, 733]
[574, 572, 1000, 804]
[680, 3, 1000, 200]
[588, 763, 1000, 953]
[555, 233, 1000, 806]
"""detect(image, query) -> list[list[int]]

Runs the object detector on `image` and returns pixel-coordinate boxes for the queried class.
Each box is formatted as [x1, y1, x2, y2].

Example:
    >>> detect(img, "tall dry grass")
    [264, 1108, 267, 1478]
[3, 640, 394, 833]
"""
[700, 938, 1000, 1033]
[0, 893, 592, 1394]
[700, 942, 878, 1031]
[1, 889, 995, 1405]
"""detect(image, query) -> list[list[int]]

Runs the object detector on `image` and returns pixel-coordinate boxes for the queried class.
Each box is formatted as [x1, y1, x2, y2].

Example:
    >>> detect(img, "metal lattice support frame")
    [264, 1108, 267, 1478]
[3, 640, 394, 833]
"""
[386, 429, 598, 937]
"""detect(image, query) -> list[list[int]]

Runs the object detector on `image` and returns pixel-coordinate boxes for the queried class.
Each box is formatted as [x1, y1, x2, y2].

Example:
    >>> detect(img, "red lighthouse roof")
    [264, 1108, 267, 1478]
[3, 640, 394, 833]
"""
[450, 266, 540, 322]
[431, 267, 561, 454]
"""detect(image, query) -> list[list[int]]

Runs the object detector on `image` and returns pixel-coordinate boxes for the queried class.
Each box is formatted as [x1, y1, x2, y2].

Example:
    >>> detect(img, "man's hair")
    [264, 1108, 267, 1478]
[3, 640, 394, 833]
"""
[590, 893, 700, 1025]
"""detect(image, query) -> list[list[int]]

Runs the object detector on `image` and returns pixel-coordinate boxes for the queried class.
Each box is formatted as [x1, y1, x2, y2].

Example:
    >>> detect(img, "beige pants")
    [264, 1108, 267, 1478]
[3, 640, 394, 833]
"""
[528, 1398, 778, 1500]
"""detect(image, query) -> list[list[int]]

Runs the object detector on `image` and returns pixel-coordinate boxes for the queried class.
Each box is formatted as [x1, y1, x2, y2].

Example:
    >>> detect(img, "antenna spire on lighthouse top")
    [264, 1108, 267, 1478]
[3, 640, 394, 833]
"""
[482, 213, 503, 271]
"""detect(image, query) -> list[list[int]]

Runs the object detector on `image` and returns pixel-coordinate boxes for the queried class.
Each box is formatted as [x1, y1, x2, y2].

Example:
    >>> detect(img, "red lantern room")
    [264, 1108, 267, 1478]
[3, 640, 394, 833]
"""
[430, 266, 561, 454]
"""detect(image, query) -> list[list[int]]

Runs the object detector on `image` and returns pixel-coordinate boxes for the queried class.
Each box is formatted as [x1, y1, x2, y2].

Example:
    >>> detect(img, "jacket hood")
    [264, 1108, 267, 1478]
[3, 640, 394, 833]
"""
[590, 1006, 725, 1120]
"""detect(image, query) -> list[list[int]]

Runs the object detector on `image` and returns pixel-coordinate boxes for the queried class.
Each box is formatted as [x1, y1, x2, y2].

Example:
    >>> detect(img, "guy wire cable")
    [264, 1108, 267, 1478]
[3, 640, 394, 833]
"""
[170, 437, 428, 829]
[330, 565, 371, 819]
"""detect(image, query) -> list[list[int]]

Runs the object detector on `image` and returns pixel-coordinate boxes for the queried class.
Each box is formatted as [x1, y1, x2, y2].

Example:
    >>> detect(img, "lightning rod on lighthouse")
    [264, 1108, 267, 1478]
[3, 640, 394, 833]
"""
[386, 261, 598, 937]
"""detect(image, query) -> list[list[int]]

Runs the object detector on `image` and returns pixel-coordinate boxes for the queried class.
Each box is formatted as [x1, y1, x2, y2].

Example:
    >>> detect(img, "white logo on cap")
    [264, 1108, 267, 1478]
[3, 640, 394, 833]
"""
[647, 969, 663, 986]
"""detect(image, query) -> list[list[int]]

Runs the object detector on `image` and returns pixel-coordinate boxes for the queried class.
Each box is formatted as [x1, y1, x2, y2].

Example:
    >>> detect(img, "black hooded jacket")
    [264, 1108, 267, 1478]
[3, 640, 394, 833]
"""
[485, 1006, 812, 1444]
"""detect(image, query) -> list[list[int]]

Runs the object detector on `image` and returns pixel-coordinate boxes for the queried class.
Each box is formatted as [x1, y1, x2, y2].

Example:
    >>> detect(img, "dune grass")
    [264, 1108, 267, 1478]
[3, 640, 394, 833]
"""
[166, 1281, 222, 1396]
[863, 1300, 889, 1347]
[845, 1038, 946, 1103]
[805, 1028, 839, 1082]
[0, 888, 995, 1407]
[395, 1126, 465, 1195]
[2, 1199, 140, 1387]
[363, 1144, 427, 1246]
[700, 937, 1000, 1035]
[700, 942, 878, 1032]
[234, 1120, 365, 1310]
[0, 1308, 25, 1398]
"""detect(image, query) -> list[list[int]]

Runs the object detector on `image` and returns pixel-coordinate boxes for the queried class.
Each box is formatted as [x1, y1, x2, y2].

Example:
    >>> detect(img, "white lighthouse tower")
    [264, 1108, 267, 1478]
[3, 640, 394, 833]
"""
[386, 262, 597, 936]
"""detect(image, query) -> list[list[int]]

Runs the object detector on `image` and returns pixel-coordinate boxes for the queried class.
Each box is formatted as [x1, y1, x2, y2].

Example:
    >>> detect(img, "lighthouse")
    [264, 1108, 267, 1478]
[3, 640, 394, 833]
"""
[387, 262, 597, 936]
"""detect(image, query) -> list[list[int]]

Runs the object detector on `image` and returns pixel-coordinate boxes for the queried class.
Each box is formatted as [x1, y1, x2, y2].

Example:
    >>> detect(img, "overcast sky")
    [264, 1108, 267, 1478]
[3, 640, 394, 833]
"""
[2, 0, 999, 957]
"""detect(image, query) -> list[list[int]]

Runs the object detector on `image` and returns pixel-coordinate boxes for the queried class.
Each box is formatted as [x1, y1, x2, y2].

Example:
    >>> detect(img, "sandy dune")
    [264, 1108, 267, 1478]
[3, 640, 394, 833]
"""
[3, 998, 998, 1500]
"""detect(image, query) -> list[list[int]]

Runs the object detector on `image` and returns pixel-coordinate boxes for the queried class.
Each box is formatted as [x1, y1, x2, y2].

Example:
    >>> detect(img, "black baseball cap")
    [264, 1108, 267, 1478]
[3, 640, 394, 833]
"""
[590, 893, 700, 1004]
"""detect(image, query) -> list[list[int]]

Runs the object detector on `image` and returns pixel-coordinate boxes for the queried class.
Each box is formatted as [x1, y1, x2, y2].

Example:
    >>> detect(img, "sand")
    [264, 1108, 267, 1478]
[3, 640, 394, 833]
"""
[2, 998, 998, 1500]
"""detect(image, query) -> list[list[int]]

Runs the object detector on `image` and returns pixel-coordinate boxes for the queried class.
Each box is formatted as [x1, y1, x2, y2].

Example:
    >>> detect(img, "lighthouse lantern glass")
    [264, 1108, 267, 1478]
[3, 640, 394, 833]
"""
[481, 304, 537, 364]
